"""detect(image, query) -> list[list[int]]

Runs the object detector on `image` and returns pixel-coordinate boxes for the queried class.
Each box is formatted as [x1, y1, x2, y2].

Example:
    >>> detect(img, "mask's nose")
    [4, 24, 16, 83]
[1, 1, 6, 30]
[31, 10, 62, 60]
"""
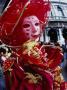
[31, 24, 37, 33]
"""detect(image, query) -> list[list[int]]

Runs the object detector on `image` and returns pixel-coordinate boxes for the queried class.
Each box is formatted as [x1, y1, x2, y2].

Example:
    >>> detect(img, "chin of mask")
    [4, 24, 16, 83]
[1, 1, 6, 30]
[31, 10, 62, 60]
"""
[22, 15, 41, 41]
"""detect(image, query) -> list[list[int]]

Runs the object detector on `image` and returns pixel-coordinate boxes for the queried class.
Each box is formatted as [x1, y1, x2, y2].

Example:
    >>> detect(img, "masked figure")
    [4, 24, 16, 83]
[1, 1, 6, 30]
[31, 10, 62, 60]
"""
[0, 0, 66, 90]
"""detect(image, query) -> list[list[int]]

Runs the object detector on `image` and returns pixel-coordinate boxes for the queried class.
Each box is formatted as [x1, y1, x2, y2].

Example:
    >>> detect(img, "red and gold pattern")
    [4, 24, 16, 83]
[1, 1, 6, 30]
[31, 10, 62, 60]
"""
[22, 40, 63, 70]
[24, 72, 42, 84]
[3, 59, 14, 72]
[22, 40, 48, 69]
[52, 66, 65, 90]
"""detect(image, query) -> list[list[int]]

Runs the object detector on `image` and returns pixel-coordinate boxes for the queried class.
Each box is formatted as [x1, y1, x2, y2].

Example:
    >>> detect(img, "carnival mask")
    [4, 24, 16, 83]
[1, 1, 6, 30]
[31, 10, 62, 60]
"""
[22, 16, 41, 41]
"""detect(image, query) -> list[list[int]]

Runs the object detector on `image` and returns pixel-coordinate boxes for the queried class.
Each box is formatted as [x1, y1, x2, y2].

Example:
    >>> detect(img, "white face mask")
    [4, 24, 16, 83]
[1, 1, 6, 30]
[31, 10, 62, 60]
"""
[22, 15, 41, 41]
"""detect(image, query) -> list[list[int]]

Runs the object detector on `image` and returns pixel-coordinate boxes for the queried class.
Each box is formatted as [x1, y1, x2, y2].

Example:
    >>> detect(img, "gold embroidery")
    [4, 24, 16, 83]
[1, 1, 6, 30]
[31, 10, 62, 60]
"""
[24, 72, 42, 84]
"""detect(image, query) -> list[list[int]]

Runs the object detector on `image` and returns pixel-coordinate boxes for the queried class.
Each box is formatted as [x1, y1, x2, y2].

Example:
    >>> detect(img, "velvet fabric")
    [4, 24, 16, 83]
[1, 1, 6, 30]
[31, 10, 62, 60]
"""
[4, 62, 53, 90]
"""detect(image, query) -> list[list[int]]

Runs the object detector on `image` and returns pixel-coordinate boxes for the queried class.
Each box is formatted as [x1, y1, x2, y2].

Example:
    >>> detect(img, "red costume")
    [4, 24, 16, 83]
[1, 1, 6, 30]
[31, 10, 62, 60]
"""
[0, 0, 65, 90]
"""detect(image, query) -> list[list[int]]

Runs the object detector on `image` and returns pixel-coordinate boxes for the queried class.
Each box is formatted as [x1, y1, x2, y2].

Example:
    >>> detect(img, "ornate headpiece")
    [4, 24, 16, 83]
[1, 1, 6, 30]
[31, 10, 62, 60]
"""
[0, 0, 50, 46]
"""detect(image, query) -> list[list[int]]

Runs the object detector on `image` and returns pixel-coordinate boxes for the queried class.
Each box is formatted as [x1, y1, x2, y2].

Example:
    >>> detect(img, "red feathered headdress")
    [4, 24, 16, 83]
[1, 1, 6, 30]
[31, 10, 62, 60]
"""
[0, 0, 51, 46]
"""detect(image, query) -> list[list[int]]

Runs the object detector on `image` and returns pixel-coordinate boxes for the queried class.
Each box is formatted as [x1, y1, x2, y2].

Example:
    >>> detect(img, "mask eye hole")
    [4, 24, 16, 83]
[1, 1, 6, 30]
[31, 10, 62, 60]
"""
[35, 23, 39, 26]
[23, 24, 30, 28]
